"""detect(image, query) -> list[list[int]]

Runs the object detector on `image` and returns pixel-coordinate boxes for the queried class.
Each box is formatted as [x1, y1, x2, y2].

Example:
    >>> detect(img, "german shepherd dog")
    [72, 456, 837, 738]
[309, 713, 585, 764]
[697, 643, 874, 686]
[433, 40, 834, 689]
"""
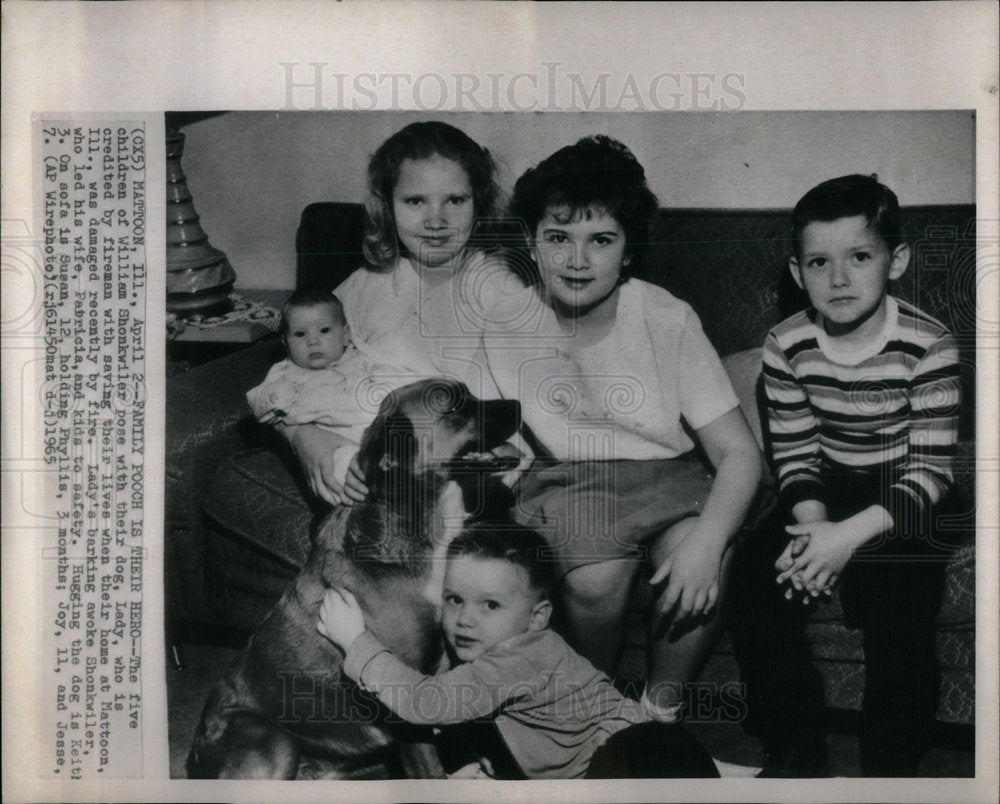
[187, 379, 521, 779]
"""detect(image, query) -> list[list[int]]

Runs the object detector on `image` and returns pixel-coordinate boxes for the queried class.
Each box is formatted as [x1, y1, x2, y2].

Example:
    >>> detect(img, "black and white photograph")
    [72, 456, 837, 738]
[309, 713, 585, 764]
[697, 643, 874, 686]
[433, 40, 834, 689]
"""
[163, 109, 978, 782]
[2, 2, 997, 803]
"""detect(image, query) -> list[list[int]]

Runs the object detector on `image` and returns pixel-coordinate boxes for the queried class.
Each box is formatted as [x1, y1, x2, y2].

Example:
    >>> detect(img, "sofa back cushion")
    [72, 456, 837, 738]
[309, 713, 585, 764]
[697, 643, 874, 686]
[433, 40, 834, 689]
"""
[296, 202, 367, 292]
[636, 206, 976, 355]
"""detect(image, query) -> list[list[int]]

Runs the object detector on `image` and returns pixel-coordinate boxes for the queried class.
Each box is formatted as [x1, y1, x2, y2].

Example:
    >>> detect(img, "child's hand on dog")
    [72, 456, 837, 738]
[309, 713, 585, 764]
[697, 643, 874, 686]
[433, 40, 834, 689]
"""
[342, 454, 369, 503]
[317, 587, 367, 650]
[289, 424, 352, 506]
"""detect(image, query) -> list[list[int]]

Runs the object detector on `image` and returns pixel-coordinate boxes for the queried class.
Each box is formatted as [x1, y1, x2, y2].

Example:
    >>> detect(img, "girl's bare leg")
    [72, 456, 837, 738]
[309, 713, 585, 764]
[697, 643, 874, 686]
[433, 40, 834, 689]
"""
[558, 558, 642, 677]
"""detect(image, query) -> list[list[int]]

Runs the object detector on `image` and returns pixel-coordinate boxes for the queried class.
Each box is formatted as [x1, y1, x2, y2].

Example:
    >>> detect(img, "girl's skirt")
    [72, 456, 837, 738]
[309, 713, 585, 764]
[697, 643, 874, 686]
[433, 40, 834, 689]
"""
[510, 454, 715, 579]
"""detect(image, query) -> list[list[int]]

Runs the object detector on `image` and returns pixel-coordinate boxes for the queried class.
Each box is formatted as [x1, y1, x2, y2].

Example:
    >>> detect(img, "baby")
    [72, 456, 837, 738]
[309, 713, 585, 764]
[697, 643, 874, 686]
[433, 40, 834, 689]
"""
[317, 522, 719, 779]
[247, 288, 404, 486]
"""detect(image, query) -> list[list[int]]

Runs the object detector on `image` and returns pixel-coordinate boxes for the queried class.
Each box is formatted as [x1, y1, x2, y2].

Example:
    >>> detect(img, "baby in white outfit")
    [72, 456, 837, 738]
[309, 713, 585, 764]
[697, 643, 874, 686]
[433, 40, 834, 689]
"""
[247, 289, 410, 485]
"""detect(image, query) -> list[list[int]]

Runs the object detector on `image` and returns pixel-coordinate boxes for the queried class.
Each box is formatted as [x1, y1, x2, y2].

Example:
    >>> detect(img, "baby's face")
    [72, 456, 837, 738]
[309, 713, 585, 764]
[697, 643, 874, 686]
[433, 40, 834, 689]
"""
[283, 305, 348, 369]
[441, 557, 543, 663]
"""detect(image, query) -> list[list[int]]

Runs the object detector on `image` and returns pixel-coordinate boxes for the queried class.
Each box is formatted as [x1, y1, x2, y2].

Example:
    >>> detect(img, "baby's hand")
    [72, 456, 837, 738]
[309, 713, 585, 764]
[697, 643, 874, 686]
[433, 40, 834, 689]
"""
[317, 587, 366, 650]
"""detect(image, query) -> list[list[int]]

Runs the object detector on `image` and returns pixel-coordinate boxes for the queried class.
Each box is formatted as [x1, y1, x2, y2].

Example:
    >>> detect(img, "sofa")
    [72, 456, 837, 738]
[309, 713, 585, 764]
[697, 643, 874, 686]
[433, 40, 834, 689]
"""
[165, 201, 977, 725]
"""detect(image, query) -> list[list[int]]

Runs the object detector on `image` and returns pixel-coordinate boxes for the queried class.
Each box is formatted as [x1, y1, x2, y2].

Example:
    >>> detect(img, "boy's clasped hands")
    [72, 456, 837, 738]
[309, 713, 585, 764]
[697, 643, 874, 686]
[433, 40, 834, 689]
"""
[775, 504, 894, 603]
[775, 528, 840, 602]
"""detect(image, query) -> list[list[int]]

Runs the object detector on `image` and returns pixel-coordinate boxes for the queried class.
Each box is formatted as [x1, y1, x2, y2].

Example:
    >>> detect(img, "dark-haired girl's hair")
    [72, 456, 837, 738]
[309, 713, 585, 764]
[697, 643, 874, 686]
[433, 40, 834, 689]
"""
[508, 135, 659, 278]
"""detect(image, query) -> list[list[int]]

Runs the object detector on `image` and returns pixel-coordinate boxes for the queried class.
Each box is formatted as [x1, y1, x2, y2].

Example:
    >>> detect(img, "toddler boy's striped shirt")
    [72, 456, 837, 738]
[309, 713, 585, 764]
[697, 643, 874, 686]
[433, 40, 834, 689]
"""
[762, 295, 960, 532]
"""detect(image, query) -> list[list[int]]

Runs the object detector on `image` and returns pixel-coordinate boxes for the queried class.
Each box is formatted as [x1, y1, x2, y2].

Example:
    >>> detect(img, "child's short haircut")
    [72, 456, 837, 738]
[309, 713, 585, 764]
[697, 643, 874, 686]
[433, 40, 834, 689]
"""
[791, 174, 902, 258]
[279, 288, 345, 337]
[508, 135, 659, 277]
[447, 522, 556, 600]
[364, 121, 499, 268]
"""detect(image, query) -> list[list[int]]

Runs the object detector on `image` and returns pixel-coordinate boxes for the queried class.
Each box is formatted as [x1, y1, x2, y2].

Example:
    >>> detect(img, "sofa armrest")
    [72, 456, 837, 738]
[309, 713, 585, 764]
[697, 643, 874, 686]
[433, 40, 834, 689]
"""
[165, 338, 285, 622]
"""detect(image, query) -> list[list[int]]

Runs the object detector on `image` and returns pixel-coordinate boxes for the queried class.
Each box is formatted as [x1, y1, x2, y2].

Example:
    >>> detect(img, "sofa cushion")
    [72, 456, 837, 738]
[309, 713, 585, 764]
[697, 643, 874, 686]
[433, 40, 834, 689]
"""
[166, 339, 285, 622]
[203, 447, 318, 569]
[937, 543, 976, 624]
[812, 641, 973, 724]
[203, 532, 300, 631]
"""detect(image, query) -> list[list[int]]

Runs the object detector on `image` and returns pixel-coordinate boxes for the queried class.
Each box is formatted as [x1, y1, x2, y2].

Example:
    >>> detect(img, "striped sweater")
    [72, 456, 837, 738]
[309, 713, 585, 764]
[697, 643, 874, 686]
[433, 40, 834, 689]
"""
[763, 296, 960, 531]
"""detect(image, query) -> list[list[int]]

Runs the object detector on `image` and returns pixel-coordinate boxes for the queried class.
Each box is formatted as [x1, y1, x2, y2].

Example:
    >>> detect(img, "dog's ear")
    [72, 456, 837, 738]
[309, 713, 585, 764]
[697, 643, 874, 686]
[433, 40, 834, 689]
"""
[357, 410, 416, 487]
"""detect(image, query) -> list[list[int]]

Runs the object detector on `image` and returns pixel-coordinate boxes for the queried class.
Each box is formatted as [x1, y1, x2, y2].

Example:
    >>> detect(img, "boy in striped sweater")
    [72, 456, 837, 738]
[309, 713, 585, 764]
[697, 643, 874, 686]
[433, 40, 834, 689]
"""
[730, 174, 961, 777]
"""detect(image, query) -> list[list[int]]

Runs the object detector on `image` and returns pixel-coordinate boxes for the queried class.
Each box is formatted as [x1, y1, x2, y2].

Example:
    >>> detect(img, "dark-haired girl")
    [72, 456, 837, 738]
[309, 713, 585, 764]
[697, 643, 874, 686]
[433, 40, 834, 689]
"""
[482, 136, 762, 723]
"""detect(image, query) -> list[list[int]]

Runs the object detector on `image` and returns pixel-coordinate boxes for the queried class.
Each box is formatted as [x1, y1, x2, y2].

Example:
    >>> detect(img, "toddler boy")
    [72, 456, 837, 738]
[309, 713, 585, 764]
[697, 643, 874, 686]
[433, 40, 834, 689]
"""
[731, 174, 961, 777]
[317, 523, 719, 779]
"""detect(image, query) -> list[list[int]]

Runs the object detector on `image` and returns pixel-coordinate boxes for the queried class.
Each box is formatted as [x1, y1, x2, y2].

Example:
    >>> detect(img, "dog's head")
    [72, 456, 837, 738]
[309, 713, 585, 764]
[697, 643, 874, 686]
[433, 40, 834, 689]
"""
[343, 379, 521, 568]
[356, 378, 520, 491]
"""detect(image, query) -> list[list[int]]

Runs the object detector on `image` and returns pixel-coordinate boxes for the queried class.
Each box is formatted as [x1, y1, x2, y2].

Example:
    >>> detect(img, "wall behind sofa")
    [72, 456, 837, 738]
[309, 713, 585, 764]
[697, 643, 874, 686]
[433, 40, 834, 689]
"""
[177, 111, 975, 290]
